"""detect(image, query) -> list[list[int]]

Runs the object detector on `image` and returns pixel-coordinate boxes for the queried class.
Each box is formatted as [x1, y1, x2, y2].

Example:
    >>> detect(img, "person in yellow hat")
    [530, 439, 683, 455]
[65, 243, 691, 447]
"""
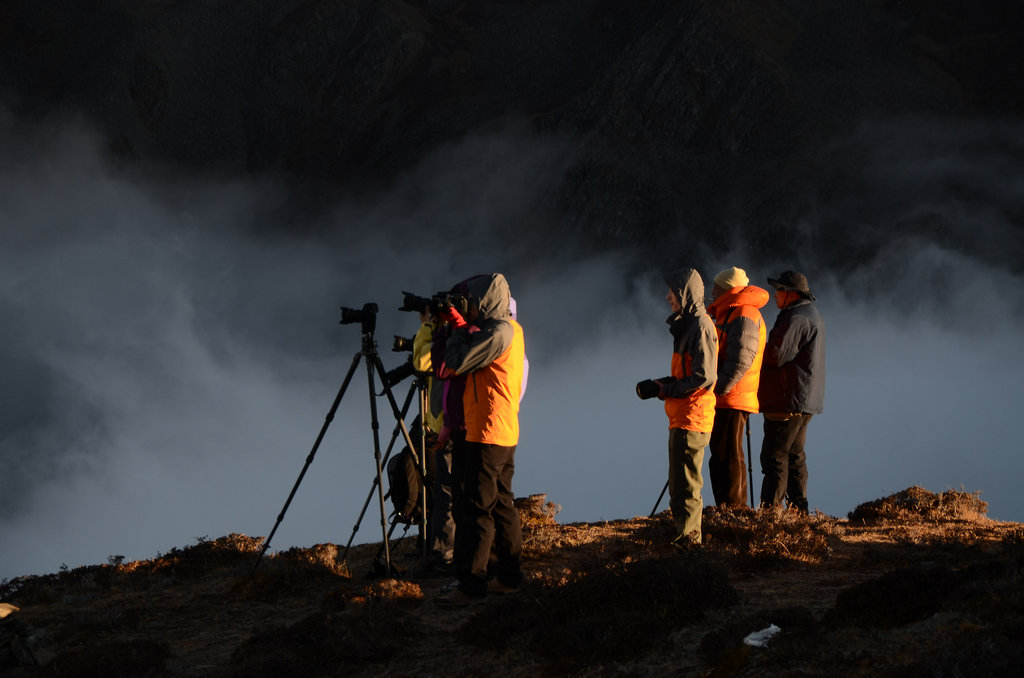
[706, 266, 769, 507]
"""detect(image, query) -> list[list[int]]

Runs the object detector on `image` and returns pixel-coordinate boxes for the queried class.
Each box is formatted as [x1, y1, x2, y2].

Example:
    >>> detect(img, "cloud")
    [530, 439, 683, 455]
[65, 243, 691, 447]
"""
[2, 110, 1023, 583]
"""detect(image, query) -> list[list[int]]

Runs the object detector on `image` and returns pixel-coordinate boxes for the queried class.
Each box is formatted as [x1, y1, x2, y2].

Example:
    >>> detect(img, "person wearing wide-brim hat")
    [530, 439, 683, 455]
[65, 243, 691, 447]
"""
[756, 270, 825, 512]
[766, 270, 816, 302]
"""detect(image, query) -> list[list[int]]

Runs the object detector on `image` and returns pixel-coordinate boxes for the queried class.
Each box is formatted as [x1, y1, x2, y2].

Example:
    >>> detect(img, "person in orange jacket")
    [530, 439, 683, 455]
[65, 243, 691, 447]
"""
[434, 273, 526, 606]
[706, 267, 769, 507]
[644, 268, 718, 548]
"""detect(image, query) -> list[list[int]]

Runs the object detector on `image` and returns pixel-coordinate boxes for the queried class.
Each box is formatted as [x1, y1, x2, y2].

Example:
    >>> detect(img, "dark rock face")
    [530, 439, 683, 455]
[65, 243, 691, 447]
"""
[1, 0, 1021, 266]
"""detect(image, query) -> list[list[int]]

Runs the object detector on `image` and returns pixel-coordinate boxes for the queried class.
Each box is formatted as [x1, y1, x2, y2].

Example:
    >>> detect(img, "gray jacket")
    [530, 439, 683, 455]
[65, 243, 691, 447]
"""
[661, 268, 717, 398]
[757, 298, 825, 414]
[444, 273, 514, 376]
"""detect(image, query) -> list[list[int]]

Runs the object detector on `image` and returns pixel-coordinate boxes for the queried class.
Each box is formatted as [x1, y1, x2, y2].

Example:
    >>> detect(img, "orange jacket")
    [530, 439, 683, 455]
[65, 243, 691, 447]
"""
[665, 350, 717, 432]
[662, 269, 718, 433]
[464, 318, 524, 446]
[707, 285, 769, 413]
[444, 274, 525, 447]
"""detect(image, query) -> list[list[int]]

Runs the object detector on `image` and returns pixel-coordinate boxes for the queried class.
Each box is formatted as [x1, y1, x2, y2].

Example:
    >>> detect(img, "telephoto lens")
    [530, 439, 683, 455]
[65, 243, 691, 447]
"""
[392, 335, 414, 352]
[635, 379, 661, 400]
[384, 360, 415, 388]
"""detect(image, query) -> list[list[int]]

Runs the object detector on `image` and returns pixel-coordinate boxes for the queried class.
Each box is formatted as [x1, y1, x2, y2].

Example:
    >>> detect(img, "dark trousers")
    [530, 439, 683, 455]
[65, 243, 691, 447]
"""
[759, 414, 812, 512]
[428, 441, 455, 563]
[452, 441, 523, 596]
[708, 408, 750, 507]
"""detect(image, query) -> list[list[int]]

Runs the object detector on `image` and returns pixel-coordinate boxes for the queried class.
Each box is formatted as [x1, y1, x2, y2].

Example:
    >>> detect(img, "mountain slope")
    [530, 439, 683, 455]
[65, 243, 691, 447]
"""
[2, 0, 1021, 268]
[2, 488, 1022, 676]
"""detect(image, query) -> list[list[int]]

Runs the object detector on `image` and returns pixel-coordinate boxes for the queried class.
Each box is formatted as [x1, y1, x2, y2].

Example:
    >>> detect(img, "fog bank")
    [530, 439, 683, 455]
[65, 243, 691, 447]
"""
[2, 114, 1022, 582]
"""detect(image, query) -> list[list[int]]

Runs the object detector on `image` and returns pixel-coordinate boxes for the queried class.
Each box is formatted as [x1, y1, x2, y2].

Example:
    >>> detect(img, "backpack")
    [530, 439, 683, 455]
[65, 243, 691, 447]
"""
[386, 445, 424, 524]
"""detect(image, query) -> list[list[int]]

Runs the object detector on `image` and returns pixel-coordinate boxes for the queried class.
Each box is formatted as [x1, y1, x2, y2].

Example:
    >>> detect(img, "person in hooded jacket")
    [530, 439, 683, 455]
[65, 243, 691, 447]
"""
[426, 277, 485, 577]
[757, 270, 825, 513]
[706, 266, 769, 507]
[649, 268, 718, 547]
[434, 273, 526, 606]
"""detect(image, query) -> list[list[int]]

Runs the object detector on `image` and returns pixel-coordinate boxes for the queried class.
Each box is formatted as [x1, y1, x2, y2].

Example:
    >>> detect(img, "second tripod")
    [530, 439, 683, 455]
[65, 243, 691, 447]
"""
[251, 303, 425, 577]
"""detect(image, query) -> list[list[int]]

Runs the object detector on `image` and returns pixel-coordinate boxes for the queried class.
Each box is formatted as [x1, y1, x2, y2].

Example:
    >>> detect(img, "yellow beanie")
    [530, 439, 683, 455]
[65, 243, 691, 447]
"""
[714, 266, 749, 289]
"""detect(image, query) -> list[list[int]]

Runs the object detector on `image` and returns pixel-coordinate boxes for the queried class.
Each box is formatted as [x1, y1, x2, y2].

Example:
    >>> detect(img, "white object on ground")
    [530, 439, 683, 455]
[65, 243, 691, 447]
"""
[743, 623, 782, 648]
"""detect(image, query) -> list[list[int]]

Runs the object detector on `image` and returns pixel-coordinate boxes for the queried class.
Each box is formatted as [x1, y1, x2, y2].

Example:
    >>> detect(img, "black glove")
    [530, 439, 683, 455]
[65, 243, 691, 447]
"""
[636, 379, 661, 400]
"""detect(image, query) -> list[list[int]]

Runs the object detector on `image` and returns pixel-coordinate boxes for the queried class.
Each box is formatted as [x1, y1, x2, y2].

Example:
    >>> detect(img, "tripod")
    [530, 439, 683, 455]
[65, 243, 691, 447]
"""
[650, 417, 759, 516]
[340, 371, 430, 575]
[250, 304, 425, 577]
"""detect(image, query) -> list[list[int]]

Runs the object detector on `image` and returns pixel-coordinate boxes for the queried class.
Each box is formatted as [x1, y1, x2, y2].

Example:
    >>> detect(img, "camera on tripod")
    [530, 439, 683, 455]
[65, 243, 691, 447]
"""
[340, 303, 378, 333]
[254, 296, 427, 578]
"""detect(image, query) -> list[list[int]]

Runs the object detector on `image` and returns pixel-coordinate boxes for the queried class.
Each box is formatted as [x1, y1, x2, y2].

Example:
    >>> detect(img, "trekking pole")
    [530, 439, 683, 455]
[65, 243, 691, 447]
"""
[650, 479, 670, 518]
[418, 376, 429, 558]
[746, 416, 755, 507]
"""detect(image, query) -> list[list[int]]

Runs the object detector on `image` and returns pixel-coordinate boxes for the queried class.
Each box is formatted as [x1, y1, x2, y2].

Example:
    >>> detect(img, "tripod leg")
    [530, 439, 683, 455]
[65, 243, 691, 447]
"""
[340, 379, 418, 564]
[365, 352, 394, 574]
[251, 351, 363, 576]
[371, 520, 410, 577]
[418, 379, 429, 558]
[369, 351, 422, 466]
[650, 479, 670, 518]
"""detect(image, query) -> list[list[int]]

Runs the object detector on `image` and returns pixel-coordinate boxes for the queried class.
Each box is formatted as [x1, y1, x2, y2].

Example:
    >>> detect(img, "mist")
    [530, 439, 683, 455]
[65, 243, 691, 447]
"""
[2, 111, 1023, 582]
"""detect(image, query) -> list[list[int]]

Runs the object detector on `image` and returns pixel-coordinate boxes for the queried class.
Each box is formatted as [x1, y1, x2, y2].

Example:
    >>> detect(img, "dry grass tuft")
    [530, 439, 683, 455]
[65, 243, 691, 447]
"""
[350, 579, 424, 609]
[703, 505, 844, 566]
[848, 486, 988, 525]
[0, 534, 267, 604]
[516, 493, 561, 528]
[517, 493, 569, 555]
[110, 533, 263, 581]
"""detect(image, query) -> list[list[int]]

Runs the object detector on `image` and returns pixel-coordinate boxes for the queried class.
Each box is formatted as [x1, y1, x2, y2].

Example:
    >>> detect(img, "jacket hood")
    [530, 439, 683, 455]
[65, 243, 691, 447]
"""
[663, 268, 706, 318]
[708, 285, 770, 314]
[466, 273, 511, 322]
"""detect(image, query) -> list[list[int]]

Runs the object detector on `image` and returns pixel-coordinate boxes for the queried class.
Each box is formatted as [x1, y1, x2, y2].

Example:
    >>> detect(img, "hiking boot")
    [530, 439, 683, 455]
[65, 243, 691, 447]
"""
[439, 578, 460, 594]
[414, 557, 453, 579]
[486, 578, 521, 595]
[671, 531, 702, 552]
[435, 587, 486, 608]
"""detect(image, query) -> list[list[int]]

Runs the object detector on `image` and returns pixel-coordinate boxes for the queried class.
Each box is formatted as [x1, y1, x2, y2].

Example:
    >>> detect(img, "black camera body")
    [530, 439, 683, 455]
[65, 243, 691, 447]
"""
[636, 377, 676, 400]
[340, 303, 378, 332]
[431, 291, 470, 316]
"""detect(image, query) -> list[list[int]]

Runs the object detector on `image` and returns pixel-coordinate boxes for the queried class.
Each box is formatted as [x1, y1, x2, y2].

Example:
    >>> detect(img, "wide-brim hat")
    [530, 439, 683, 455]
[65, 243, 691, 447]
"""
[767, 270, 815, 301]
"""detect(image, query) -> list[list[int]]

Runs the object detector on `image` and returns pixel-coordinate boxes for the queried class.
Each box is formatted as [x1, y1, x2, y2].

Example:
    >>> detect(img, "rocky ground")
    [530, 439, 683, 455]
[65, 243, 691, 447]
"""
[2, 487, 1022, 677]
